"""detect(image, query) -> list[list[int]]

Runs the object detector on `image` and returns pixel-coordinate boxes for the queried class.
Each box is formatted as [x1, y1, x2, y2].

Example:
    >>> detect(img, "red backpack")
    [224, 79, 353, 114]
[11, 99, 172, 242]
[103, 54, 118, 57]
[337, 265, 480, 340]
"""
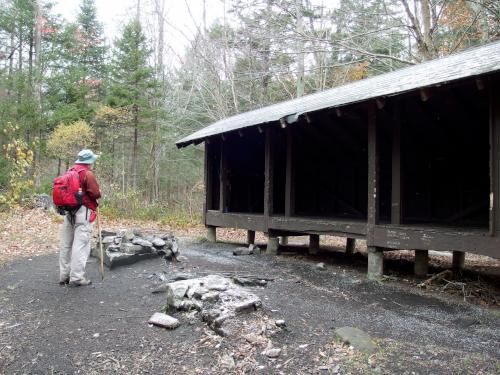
[52, 167, 86, 209]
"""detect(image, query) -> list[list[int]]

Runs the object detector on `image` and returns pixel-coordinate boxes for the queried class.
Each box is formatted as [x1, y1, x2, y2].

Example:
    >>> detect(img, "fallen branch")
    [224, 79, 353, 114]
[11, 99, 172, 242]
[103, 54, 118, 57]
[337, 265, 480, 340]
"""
[417, 270, 453, 288]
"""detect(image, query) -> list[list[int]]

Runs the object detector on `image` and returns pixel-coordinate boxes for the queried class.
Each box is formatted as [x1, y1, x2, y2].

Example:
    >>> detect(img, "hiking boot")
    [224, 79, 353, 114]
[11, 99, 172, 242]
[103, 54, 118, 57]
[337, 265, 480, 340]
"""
[59, 277, 70, 285]
[69, 279, 92, 287]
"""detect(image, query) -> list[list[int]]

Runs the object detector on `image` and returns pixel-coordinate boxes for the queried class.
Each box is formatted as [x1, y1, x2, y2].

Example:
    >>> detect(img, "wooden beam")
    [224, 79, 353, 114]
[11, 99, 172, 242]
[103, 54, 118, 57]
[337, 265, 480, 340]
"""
[269, 216, 366, 237]
[391, 102, 402, 225]
[285, 127, 295, 217]
[206, 211, 266, 232]
[264, 128, 274, 231]
[373, 225, 499, 258]
[367, 102, 379, 246]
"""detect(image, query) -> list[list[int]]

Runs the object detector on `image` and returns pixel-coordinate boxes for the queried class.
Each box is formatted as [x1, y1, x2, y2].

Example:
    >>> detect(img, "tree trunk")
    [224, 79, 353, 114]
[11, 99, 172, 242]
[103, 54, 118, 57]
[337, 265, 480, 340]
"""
[132, 104, 139, 191]
[295, 0, 305, 98]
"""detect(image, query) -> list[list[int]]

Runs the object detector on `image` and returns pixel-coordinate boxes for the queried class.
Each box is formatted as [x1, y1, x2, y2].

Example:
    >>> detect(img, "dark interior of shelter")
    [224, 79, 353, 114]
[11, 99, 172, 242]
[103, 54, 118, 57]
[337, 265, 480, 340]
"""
[207, 80, 490, 230]
[286, 110, 369, 220]
[397, 82, 490, 229]
[218, 132, 265, 214]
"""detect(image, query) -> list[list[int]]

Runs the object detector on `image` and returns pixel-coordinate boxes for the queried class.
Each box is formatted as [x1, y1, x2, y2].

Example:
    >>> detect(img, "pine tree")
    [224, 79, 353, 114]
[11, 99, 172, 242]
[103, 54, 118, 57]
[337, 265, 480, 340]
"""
[108, 20, 156, 191]
[76, 0, 106, 82]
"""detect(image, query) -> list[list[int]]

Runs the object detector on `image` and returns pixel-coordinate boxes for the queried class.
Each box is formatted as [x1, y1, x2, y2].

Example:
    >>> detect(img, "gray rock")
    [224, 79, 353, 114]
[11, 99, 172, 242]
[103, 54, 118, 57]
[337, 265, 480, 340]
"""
[187, 286, 209, 299]
[248, 244, 261, 252]
[171, 240, 179, 255]
[152, 238, 166, 248]
[102, 236, 115, 244]
[233, 247, 254, 256]
[34, 194, 54, 211]
[123, 230, 135, 241]
[316, 262, 326, 270]
[106, 244, 121, 252]
[148, 312, 179, 329]
[275, 319, 286, 328]
[102, 230, 117, 238]
[121, 243, 148, 255]
[131, 237, 153, 247]
[161, 232, 175, 240]
[132, 228, 143, 237]
[262, 347, 281, 358]
[220, 353, 235, 369]
[201, 291, 220, 302]
[335, 327, 377, 354]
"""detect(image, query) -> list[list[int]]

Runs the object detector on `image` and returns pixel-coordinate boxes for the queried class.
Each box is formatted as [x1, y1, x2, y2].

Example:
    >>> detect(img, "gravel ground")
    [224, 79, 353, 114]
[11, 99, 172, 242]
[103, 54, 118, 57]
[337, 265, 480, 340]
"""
[0, 238, 499, 374]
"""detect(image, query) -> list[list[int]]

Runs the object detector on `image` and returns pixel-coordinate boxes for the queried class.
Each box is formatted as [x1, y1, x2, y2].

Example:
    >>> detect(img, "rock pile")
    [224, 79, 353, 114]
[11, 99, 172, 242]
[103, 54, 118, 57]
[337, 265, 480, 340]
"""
[163, 275, 262, 336]
[91, 229, 179, 269]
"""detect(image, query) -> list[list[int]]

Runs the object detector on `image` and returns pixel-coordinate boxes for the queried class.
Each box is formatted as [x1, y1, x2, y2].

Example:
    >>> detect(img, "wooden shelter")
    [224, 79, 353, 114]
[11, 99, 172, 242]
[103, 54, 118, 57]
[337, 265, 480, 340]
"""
[176, 41, 500, 278]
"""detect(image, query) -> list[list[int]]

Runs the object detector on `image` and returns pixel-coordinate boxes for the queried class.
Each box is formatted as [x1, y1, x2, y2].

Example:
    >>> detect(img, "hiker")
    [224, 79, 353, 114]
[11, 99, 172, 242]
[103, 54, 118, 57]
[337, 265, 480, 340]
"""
[58, 149, 101, 286]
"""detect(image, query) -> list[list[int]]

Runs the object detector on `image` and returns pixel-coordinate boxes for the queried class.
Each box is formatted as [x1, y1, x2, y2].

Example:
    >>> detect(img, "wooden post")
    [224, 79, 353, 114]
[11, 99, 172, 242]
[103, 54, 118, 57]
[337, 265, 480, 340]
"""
[414, 250, 429, 278]
[367, 103, 383, 279]
[247, 230, 255, 245]
[207, 226, 216, 242]
[285, 127, 295, 217]
[219, 141, 228, 213]
[280, 236, 288, 245]
[345, 238, 356, 255]
[391, 103, 402, 225]
[204, 141, 212, 224]
[267, 235, 279, 255]
[490, 83, 500, 235]
[367, 247, 384, 280]
[264, 128, 274, 232]
[309, 234, 320, 255]
[452, 251, 465, 271]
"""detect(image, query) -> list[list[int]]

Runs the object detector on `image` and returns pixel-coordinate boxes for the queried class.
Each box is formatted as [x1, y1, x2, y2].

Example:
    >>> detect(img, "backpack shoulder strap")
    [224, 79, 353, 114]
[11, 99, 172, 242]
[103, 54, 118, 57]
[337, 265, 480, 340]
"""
[70, 166, 88, 186]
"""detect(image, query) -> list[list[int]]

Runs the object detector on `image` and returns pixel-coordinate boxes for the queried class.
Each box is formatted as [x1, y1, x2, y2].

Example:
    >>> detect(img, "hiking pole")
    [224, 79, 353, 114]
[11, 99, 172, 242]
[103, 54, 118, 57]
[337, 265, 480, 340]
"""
[96, 207, 104, 280]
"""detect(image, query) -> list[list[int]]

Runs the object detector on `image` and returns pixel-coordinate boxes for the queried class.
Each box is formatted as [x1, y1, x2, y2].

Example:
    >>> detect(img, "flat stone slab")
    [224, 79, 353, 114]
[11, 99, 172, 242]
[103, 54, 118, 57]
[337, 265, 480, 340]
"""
[148, 312, 179, 329]
[335, 326, 376, 353]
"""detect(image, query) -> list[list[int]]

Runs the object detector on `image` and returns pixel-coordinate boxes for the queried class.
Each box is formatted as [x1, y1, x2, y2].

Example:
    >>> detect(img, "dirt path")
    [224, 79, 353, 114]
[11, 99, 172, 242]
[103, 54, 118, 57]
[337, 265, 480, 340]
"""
[1, 238, 499, 374]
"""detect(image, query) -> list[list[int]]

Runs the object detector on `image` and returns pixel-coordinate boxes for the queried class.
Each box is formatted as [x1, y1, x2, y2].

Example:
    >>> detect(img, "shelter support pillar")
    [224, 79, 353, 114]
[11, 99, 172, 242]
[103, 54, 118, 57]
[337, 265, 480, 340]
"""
[264, 128, 274, 232]
[452, 251, 465, 271]
[267, 236, 279, 255]
[367, 103, 384, 279]
[309, 234, 320, 255]
[490, 82, 500, 235]
[367, 247, 384, 280]
[414, 250, 429, 278]
[280, 236, 288, 245]
[246, 230, 255, 245]
[207, 226, 216, 243]
[345, 238, 356, 255]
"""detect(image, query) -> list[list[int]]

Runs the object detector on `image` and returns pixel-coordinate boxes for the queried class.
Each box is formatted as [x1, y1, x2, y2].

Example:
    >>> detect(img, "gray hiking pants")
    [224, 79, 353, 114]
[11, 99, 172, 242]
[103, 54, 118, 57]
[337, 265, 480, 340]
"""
[59, 206, 93, 282]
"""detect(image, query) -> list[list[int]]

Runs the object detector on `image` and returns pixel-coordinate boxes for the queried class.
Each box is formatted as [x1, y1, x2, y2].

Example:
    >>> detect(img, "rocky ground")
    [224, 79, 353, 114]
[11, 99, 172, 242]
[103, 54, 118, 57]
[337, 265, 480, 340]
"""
[1, 233, 499, 374]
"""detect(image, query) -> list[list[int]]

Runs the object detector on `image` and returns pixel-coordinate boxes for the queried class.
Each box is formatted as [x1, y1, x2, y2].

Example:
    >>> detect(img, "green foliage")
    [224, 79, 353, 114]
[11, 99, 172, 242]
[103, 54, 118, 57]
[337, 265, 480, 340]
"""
[0, 124, 35, 209]
[46, 120, 95, 162]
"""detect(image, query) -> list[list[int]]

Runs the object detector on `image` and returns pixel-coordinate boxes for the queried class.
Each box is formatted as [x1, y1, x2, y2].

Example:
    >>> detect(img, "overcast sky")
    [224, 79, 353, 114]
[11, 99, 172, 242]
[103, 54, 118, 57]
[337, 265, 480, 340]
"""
[51, 0, 226, 55]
